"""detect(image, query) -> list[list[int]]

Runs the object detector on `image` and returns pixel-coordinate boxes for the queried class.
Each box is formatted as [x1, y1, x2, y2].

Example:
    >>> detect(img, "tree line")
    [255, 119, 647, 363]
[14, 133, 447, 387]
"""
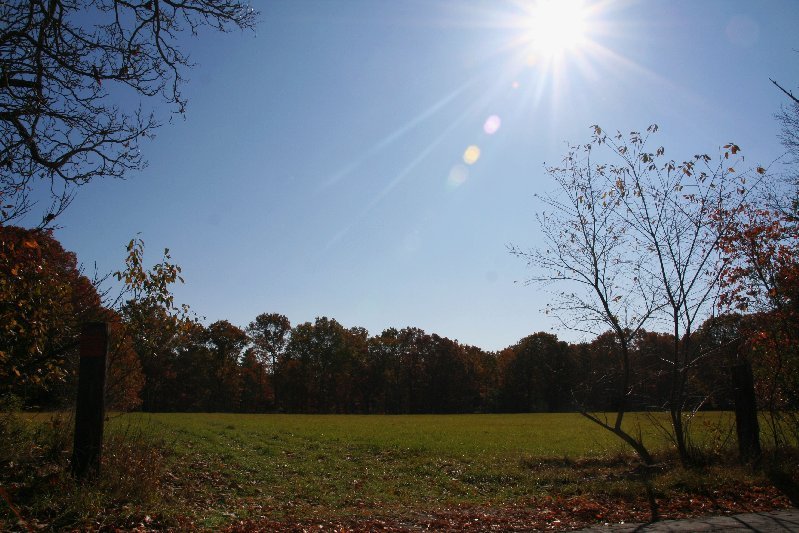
[119, 310, 790, 417]
[0, 225, 785, 421]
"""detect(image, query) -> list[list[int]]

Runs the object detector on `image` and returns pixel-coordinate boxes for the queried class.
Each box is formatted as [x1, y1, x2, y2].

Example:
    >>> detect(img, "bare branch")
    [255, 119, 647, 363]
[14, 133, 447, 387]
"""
[0, 0, 258, 225]
[771, 77, 799, 105]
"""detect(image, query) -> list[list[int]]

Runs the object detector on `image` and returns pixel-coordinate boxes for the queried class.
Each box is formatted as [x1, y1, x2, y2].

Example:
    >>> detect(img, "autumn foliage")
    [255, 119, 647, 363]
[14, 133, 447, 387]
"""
[0, 226, 102, 402]
[717, 203, 799, 445]
[1, 226, 148, 410]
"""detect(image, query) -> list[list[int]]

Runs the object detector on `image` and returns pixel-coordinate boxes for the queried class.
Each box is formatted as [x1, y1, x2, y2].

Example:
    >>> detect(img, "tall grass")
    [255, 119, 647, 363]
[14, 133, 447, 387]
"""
[1, 408, 174, 530]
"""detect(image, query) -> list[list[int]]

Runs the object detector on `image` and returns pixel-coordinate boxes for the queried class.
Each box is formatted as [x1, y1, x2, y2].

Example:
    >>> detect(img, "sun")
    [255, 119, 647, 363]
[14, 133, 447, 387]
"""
[525, 0, 588, 57]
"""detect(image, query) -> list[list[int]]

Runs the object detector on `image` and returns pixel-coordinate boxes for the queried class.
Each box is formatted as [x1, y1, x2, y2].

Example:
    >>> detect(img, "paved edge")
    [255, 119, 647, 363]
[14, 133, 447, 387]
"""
[575, 508, 799, 532]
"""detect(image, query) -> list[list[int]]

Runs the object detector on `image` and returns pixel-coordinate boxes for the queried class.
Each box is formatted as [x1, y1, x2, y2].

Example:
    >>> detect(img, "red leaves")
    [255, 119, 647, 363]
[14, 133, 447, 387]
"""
[716, 206, 798, 317]
[715, 204, 799, 414]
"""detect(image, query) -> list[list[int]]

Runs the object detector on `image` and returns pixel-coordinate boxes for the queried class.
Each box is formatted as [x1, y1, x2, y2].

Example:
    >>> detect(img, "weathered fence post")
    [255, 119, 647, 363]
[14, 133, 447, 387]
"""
[731, 359, 761, 463]
[72, 322, 108, 478]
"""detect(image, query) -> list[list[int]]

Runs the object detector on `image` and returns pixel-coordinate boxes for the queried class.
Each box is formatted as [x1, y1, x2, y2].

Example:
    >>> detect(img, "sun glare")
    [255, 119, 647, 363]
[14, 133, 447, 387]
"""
[526, 0, 587, 57]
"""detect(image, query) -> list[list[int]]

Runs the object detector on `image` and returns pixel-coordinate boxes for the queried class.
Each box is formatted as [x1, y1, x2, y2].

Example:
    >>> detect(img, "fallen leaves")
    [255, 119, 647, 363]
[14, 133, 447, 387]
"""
[218, 485, 792, 532]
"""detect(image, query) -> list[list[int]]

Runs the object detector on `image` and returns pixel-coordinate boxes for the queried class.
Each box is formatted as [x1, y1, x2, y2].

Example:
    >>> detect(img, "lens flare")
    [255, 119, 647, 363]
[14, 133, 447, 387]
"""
[483, 115, 501, 135]
[463, 145, 481, 165]
[447, 164, 469, 187]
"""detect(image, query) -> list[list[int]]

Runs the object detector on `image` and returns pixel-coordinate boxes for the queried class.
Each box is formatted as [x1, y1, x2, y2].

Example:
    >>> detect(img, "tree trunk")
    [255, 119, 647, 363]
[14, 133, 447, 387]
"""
[72, 322, 108, 478]
[671, 406, 690, 466]
[731, 360, 761, 463]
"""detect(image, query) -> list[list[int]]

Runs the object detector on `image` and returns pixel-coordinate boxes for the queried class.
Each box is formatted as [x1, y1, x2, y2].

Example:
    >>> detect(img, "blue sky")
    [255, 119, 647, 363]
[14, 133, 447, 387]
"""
[49, 0, 799, 351]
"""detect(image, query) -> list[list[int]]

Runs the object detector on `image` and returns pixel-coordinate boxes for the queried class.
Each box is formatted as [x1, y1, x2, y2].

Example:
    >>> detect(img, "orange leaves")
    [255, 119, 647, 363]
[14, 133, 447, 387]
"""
[723, 143, 741, 159]
[0, 225, 103, 394]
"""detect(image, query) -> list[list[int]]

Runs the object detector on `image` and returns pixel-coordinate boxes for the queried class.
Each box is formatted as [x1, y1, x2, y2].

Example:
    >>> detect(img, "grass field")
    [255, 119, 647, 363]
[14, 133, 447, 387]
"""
[3, 412, 795, 530]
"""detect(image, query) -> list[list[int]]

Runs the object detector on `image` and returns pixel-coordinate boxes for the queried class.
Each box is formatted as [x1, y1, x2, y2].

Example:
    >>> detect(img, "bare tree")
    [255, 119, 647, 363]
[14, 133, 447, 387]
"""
[1, 0, 257, 225]
[776, 97, 799, 163]
[513, 125, 763, 465]
[771, 77, 799, 215]
[511, 129, 660, 464]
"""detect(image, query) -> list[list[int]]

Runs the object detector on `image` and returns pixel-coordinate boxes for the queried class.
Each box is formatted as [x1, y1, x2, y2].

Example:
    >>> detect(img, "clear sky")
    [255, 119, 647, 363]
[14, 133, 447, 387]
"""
[46, 0, 799, 351]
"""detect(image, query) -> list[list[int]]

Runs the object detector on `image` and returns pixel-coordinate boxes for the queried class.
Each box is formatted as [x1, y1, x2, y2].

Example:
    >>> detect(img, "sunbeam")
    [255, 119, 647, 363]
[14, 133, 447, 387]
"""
[321, 72, 513, 253]
[316, 78, 479, 192]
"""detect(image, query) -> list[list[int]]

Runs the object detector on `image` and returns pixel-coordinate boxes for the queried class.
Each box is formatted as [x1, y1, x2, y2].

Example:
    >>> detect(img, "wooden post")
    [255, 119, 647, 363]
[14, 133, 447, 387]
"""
[72, 322, 108, 478]
[732, 359, 761, 463]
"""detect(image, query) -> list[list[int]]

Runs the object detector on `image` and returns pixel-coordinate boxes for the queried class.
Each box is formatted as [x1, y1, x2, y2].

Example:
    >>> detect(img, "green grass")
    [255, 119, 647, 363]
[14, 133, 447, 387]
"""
[132, 413, 648, 507]
[113, 413, 731, 523]
[3, 412, 792, 530]
[135, 412, 668, 455]
[130, 411, 737, 456]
